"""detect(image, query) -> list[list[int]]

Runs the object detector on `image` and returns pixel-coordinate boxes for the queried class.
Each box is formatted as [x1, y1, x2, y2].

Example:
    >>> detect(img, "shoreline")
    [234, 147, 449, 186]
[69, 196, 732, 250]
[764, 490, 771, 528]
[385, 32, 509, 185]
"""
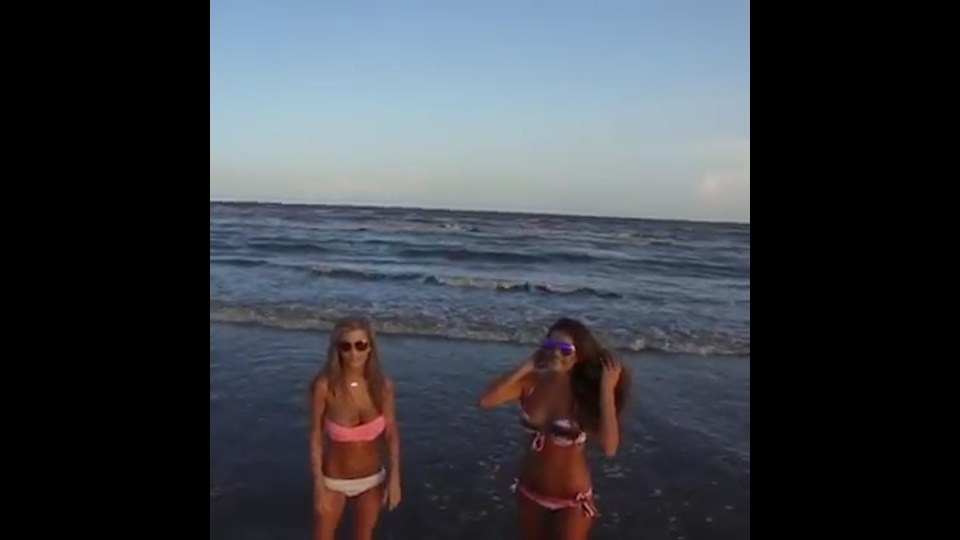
[209, 319, 751, 359]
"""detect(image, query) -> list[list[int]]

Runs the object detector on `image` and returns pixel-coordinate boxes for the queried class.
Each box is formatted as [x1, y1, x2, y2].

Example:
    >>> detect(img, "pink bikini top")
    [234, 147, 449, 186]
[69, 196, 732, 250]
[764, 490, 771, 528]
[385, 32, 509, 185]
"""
[325, 415, 386, 442]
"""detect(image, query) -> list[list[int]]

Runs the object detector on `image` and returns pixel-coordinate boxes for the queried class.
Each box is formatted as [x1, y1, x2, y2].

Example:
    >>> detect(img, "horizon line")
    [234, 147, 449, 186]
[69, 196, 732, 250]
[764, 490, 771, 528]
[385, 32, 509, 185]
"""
[209, 197, 750, 226]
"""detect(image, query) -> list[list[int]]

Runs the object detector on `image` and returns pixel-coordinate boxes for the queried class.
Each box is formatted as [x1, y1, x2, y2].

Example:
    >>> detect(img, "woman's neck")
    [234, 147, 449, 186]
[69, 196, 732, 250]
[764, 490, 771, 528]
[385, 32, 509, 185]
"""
[343, 367, 365, 381]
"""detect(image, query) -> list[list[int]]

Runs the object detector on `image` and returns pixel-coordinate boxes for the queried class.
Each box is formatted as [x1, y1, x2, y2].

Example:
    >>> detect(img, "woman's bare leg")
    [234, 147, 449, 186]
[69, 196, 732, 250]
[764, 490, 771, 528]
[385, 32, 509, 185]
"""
[517, 489, 548, 540]
[554, 506, 594, 540]
[313, 491, 347, 540]
[352, 483, 384, 540]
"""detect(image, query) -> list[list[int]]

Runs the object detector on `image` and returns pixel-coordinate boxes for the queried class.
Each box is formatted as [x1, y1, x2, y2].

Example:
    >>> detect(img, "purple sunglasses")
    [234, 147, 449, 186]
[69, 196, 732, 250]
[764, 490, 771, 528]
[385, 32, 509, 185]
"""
[541, 338, 575, 356]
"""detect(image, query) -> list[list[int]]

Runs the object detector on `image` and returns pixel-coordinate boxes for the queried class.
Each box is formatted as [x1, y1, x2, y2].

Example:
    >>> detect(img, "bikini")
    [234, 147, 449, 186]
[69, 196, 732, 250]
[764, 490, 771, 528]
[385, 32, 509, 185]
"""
[512, 390, 598, 518]
[325, 415, 385, 443]
[322, 415, 387, 497]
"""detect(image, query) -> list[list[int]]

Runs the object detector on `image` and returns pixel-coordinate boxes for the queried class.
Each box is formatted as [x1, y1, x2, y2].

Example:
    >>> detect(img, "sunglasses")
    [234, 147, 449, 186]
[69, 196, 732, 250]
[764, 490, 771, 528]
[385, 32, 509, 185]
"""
[540, 338, 575, 356]
[338, 340, 370, 353]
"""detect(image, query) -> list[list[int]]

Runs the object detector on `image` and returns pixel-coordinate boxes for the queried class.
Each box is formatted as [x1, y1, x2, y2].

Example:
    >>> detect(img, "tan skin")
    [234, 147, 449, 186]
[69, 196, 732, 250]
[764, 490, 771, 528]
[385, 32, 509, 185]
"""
[310, 329, 401, 540]
[478, 330, 623, 540]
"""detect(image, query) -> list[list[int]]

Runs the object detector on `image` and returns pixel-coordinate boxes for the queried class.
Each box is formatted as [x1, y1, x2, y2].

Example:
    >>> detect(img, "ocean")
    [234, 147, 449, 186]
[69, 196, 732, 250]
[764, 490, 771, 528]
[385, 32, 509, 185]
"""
[209, 202, 750, 539]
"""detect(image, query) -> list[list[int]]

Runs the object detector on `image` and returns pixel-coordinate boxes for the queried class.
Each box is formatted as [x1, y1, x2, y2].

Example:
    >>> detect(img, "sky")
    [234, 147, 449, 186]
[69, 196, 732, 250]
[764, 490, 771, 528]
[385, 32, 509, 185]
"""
[211, 0, 750, 223]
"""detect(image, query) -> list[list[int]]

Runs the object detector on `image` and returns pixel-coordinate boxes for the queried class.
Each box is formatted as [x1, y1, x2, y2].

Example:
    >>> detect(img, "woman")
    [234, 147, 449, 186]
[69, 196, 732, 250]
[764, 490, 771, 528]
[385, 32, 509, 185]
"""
[309, 318, 402, 540]
[478, 317, 630, 540]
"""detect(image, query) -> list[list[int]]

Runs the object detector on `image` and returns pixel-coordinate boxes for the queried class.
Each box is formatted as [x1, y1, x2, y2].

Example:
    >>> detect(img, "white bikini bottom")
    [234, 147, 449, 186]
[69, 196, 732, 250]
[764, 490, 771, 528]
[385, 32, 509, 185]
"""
[323, 468, 386, 497]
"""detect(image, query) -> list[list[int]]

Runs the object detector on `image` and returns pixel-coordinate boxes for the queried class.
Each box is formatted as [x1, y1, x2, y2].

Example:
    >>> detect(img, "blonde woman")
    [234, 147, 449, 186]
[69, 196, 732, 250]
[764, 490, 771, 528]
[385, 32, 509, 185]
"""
[309, 318, 401, 540]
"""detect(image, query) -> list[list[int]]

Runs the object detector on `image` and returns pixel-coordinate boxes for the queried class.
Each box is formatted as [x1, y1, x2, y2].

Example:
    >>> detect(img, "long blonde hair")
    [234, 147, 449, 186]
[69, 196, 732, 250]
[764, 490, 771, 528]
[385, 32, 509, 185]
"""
[315, 317, 388, 412]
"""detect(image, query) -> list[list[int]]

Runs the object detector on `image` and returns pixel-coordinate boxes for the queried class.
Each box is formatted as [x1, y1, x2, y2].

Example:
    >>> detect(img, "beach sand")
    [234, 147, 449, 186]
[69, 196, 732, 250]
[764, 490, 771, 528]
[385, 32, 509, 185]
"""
[210, 323, 749, 539]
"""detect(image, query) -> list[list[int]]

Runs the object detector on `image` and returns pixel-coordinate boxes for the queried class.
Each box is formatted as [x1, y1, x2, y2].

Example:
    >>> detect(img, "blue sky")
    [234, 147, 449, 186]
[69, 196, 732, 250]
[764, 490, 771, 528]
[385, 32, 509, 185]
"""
[211, 0, 750, 222]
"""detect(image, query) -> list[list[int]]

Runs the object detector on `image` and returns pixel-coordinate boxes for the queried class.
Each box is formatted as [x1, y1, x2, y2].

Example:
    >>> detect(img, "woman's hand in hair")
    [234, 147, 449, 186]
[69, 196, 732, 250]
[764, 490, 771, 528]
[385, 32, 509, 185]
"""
[600, 351, 623, 392]
[597, 350, 623, 456]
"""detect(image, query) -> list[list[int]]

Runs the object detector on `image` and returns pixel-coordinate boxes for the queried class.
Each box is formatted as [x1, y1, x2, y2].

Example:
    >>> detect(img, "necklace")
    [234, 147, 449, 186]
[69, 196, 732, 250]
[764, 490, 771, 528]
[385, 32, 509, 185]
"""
[348, 381, 360, 387]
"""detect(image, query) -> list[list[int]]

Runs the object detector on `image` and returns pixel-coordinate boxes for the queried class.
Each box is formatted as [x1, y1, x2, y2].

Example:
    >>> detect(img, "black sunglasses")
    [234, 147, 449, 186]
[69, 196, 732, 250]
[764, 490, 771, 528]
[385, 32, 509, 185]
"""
[338, 340, 370, 352]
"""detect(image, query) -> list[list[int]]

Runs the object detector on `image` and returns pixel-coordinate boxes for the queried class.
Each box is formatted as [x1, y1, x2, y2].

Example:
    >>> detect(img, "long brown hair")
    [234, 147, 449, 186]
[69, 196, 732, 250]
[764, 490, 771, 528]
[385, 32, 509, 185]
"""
[549, 317, 631, 433]
[313, 317, 388, 412]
